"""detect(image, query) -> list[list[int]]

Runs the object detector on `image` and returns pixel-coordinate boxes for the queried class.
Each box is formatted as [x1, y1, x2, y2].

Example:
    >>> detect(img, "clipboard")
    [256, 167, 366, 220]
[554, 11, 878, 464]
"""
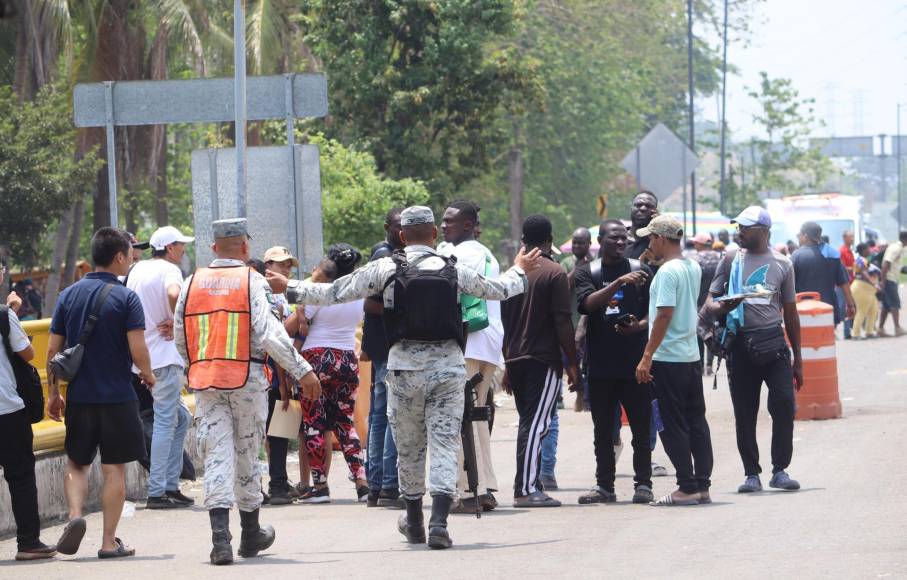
[267, 399, 303, 439]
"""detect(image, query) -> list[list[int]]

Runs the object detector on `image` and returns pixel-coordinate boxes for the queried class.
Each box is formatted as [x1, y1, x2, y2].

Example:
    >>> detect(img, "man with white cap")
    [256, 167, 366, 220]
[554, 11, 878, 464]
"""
[267, 205, 540, 550]
[126, 226, 194, 509]
[174, 218, 321, 565]
[705, 206, 804, 493]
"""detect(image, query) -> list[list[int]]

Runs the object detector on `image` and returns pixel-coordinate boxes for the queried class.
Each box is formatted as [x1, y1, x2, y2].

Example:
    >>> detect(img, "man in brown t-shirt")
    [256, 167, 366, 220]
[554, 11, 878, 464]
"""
[502, 215, 578, 507]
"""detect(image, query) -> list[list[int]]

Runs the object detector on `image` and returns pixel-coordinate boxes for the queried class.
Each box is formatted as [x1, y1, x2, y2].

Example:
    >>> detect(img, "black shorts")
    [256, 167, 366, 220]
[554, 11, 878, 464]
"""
[882, 280, 901, 311]
[64, 401, 146, 466]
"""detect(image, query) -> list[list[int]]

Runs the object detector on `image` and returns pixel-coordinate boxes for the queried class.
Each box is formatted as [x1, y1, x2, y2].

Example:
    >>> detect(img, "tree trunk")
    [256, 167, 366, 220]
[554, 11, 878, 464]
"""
[43, 204, 75, 315]
[62, 195, 85, 287]
[94, 163, 111, 232]
[507, 122, 524, 265]
[155, 125, 168, 225]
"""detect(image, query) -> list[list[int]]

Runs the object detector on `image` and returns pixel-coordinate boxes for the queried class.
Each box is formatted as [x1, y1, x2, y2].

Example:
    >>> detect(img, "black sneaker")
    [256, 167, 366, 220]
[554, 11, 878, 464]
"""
[269, 488, 293, 505]
[356, 485, 370, 503]
[146, 495, 188, 509]
[300, 486, 330, 504]
[166, 489, 195, 505]
[15, 541, 57, 561]
[376, 488, 405, 509]
[366, 490, 380, 507]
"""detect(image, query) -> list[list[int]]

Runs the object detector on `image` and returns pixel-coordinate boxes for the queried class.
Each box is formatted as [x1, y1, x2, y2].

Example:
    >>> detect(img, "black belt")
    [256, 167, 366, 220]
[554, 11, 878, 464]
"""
[251, 357, 267, 364]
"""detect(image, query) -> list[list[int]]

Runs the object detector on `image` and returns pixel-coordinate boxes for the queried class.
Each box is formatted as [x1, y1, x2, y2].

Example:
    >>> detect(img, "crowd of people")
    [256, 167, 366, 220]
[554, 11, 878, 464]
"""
[0, 190, 905, 563]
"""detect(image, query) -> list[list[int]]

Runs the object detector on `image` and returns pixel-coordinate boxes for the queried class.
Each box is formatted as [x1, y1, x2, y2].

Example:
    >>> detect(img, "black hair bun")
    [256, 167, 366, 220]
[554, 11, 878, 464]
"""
[327, 243, 362, 276]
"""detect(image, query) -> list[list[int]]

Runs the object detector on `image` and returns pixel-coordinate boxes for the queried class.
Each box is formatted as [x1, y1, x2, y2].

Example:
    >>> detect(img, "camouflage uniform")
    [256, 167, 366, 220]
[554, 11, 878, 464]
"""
[285, 245, 526, 499]
[175, 258, 312, 511]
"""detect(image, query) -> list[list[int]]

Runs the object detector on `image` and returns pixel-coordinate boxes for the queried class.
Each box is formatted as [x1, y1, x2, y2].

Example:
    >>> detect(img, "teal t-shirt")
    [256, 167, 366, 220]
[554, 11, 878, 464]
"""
[648, 258, 702, 363]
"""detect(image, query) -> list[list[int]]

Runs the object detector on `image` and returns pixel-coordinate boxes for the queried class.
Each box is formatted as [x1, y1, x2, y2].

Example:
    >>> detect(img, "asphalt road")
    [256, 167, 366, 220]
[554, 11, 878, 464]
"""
[1, 336, 906, 579]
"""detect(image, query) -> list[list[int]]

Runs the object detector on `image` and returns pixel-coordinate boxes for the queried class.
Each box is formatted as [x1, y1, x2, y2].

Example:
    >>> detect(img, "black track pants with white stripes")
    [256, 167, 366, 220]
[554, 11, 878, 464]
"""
[507, 359, 562, 497]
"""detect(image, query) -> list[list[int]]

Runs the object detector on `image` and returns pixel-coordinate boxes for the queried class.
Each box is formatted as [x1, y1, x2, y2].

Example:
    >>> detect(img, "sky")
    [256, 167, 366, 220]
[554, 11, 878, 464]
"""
[704, 0, 907, 149]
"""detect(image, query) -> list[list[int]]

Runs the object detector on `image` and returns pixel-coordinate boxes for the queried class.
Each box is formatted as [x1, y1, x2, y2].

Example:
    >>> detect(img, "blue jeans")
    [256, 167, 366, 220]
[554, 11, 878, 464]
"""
[148, 364, 191, 497]
[836, 287, 852, 338]
[367, 360, 399, 492]
[540, 404, 559, 477]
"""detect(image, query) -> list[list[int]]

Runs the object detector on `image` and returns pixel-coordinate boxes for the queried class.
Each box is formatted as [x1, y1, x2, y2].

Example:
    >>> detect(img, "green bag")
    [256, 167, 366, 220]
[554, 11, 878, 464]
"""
[461, 253, 491, 333]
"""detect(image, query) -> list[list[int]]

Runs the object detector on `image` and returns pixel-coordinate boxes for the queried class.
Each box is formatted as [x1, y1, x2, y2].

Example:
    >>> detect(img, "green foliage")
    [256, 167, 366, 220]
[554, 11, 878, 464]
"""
[733, 71, 835, 212]
[301, 0, 533, 202]
[313, 134, 430, 252]
[0, 85, 101, 267]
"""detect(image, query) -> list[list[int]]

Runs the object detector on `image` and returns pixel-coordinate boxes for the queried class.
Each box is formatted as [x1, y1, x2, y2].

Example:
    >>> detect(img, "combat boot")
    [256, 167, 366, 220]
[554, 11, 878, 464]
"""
[208, 508, 233, 565]
[427, 494, 453, 550]
[237, 509, 276, 558]
[397, 497, 426, 544]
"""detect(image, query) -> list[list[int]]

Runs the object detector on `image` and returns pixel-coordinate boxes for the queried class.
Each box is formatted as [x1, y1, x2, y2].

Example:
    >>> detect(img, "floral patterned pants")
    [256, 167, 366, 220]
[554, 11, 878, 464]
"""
[300, 347, 365, 485]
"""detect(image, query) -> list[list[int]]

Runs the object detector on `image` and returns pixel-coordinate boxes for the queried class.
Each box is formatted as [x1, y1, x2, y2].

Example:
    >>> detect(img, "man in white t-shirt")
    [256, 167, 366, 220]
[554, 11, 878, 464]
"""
[879, 231, 907, 336]
[127, 225, 195, 509]
[440, 200, 503, 512]
[1, 267, 57, 560]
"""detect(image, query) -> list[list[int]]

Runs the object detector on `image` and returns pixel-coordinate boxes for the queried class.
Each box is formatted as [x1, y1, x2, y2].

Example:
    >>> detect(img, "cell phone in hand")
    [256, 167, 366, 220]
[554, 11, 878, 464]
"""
[615, 313, 633, 326]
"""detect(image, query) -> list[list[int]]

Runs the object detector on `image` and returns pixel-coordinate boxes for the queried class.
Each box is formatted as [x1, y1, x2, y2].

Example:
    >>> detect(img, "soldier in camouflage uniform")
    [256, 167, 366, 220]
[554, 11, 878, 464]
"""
[174, 218, 321, 565]
[268, 206, 539, 550]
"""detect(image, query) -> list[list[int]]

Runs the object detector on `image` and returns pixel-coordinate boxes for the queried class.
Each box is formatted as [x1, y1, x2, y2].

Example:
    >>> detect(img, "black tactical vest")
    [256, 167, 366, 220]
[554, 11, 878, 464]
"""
[382, 251, 464, 349]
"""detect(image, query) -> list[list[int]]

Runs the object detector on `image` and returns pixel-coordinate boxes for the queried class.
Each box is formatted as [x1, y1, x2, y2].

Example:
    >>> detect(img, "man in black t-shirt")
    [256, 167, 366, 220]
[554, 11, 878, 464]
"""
[625, 191, 659, 268]
[574, 219, 654, 505]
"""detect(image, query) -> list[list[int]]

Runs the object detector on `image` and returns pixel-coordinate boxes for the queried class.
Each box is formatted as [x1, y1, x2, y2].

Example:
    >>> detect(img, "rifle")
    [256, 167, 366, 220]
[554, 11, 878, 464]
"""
[462, 372, 490, 518]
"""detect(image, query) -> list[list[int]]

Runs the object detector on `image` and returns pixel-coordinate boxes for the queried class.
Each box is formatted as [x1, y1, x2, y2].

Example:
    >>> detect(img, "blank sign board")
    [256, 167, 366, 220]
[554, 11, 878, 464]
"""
[74, 74, 328, 127]
[191, 145, 323, 272]
[621, 123, 699, 201]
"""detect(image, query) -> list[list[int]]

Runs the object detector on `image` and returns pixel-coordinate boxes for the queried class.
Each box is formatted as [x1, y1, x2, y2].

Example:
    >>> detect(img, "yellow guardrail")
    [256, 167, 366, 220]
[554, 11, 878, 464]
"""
[21, 318, 195, 453]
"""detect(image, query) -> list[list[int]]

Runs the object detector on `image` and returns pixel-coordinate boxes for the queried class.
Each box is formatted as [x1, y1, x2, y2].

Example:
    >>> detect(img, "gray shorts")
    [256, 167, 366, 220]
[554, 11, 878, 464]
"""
[882, 280, 901, 311]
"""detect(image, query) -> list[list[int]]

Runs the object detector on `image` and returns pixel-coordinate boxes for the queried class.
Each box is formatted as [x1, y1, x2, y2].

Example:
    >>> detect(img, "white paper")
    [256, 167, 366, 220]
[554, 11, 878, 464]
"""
[267, 399, 303, 439]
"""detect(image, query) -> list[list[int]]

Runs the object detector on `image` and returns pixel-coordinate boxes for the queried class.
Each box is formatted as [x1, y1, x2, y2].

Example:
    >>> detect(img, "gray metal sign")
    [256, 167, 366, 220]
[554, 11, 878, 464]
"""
[73, 74, 327, 127]
[621, 123, 699, 201]
[191, 145, 324, 272]
[809, 136, 874, 158]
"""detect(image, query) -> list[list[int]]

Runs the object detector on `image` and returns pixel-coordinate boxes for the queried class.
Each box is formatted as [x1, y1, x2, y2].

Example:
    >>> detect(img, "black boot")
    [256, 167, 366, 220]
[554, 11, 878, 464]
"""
[428, 494, 453, 550]
[209, 508, 233, 565]
[237, 509, 276, 558]
[397, 497, 426, 544]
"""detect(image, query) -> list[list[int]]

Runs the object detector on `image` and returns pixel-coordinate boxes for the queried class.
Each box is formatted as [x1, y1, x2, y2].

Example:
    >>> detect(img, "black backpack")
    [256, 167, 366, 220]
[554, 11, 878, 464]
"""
[382, 251, 465, 349]
[0, 305, 45, 423]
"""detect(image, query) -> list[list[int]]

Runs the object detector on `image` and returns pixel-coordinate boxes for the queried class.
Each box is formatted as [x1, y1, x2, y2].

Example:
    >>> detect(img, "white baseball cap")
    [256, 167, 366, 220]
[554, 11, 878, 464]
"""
[149, 226, 195, 250]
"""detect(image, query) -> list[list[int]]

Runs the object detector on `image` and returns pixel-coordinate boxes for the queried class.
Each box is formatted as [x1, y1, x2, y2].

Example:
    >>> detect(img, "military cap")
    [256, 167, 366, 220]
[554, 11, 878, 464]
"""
[400, 206, 435, 226]
[212, 218, 251, 239]
[636, 214, 684, 240]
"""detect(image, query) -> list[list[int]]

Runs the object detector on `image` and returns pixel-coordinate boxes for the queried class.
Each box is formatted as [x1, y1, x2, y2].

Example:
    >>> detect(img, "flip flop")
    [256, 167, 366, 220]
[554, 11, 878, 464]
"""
[650, 492, 701, 506]
[56, 518, 87, 555]
[98, 538, 135, 559]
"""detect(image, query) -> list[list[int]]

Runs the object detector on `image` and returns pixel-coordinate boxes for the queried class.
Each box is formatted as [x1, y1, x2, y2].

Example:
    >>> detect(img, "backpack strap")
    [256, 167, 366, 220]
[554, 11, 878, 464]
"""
[590, 259, 603, 289]
[0, 305, 10, 351]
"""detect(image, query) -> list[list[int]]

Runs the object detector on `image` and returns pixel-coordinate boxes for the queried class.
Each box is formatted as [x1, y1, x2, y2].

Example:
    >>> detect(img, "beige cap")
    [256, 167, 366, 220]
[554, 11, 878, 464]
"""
[636, 214, 684, 240]
[263, 246, 299, 267]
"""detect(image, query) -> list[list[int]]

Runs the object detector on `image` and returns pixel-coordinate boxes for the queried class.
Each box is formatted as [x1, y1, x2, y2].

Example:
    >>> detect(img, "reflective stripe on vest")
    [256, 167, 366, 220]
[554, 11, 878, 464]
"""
[183, 266, 252, 390]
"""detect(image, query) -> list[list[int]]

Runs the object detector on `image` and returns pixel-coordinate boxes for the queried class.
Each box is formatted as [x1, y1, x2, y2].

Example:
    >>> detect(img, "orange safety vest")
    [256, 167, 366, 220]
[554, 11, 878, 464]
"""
[183, 266, 252, 390]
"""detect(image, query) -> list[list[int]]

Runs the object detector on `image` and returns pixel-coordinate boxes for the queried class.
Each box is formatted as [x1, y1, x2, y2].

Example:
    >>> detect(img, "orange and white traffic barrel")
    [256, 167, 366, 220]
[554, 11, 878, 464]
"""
[794, 292, 841, 420]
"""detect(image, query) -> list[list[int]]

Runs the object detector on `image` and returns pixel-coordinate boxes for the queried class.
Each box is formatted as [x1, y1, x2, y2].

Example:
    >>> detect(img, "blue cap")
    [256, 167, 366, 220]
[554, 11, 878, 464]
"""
[732, 206, 772, 228]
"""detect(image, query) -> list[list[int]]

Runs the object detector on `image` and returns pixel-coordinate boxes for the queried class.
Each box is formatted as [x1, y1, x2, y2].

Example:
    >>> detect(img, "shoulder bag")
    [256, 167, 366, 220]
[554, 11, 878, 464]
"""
[48, 283, 115, 382]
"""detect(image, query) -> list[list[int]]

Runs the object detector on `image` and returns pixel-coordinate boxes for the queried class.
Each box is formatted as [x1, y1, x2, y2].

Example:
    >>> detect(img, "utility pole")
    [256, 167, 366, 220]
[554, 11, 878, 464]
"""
[898, 104, 903, 230]
[234, 0, 247, 218]
[687, 0, 697, 233]
[879, 134, 888, 203]
[718, 0, 729, 216]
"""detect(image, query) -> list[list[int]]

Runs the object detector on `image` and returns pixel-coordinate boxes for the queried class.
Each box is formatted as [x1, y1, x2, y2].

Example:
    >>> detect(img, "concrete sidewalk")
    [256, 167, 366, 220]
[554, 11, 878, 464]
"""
[1, 336, 906, 579]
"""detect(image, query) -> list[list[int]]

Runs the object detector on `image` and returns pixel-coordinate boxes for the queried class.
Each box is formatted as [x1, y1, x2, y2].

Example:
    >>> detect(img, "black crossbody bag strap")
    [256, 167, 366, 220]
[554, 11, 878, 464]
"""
[76, 283, 115, 346]
[0, 305, 11, 356]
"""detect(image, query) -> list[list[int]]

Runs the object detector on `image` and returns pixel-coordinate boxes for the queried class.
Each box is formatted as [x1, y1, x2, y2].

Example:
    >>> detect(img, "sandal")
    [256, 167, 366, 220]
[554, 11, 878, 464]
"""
[650, 492, 701, 506]
[698, 491, 712, 504]
[98, 537, 135, 559]
[56, 517, 87, 555]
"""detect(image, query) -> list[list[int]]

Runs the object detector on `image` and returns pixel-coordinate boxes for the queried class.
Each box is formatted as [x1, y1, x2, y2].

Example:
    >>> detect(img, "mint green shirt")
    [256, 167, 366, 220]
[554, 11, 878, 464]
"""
[648, 258, 702, 363]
